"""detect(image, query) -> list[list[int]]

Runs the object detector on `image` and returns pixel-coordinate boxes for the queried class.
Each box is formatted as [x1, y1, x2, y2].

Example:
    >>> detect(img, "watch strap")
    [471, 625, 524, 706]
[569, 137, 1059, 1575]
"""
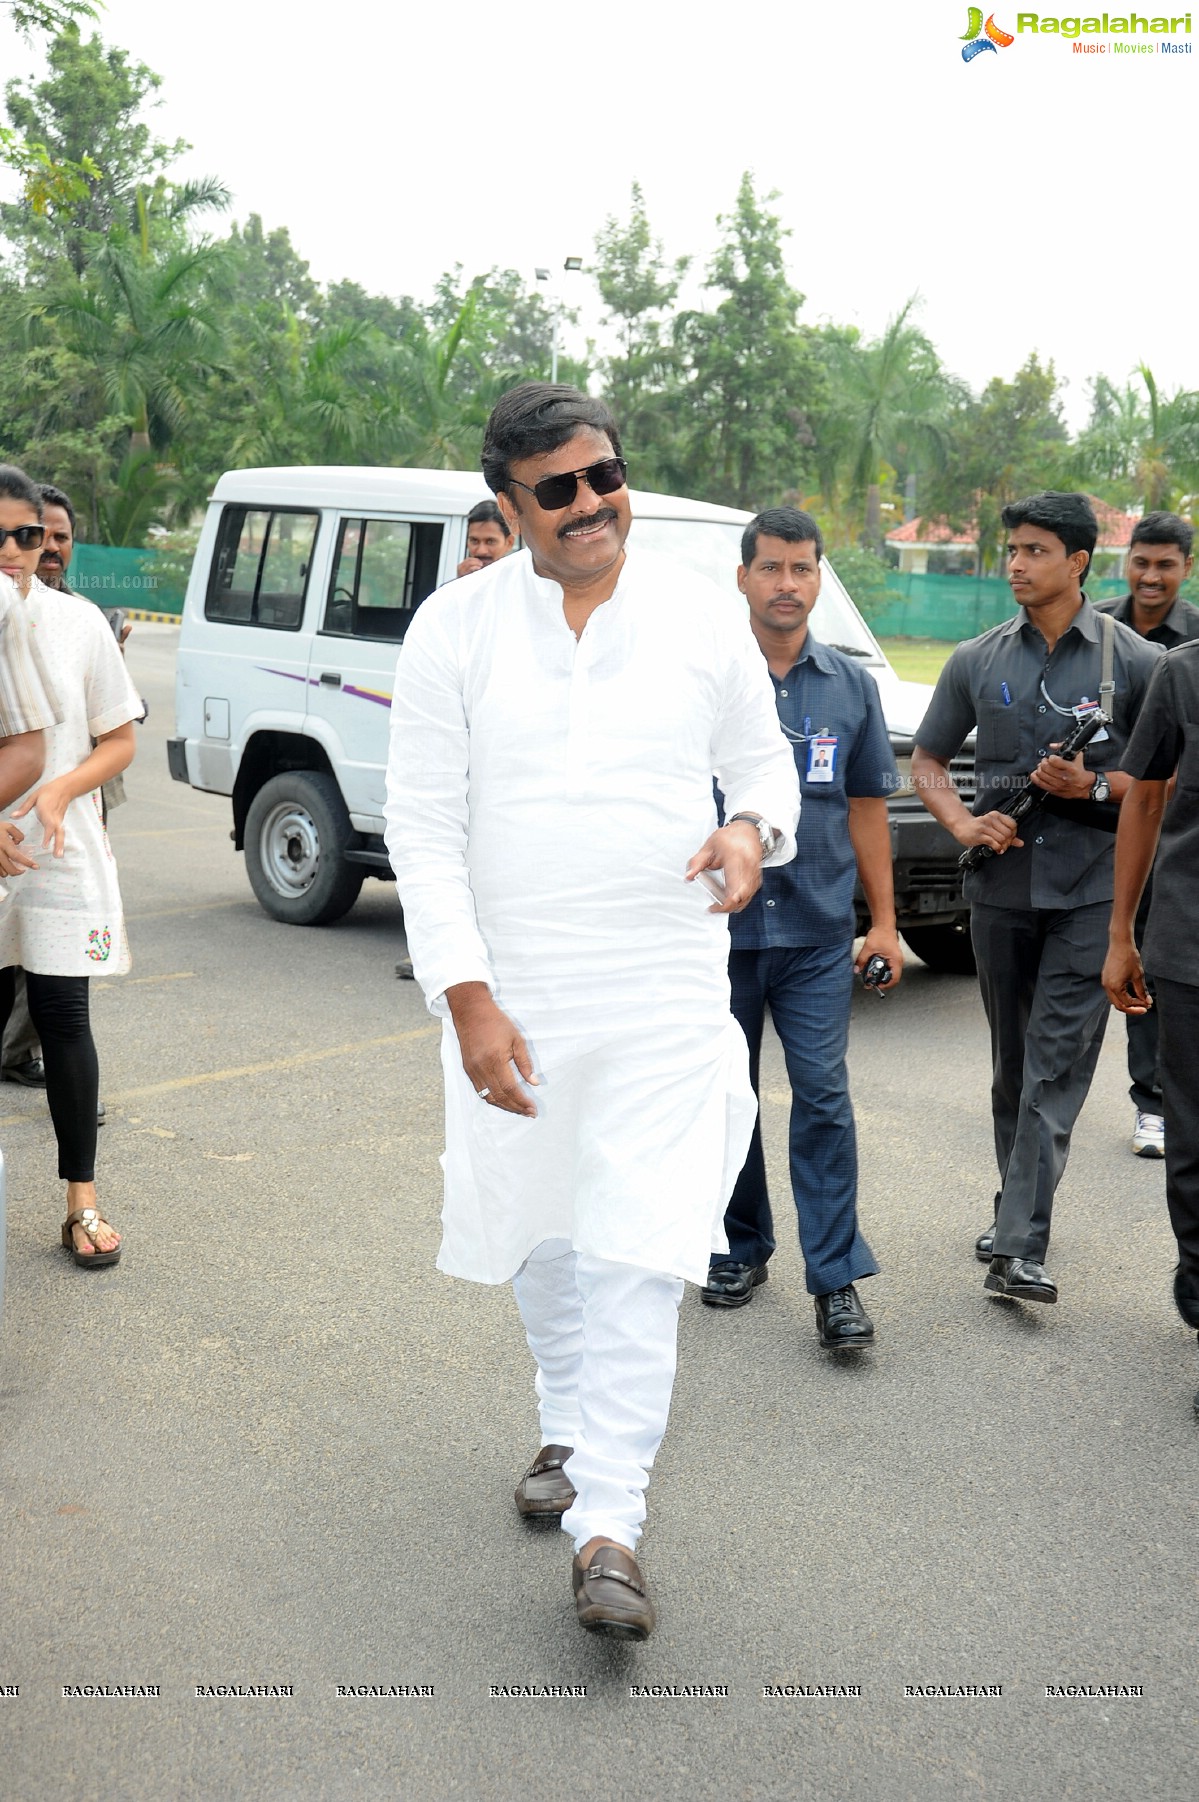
[728, 812, 780, 856]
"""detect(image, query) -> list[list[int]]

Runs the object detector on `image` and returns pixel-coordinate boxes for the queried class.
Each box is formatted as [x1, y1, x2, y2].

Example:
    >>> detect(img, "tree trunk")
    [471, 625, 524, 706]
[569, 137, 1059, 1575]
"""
[862, 483, 883, 552]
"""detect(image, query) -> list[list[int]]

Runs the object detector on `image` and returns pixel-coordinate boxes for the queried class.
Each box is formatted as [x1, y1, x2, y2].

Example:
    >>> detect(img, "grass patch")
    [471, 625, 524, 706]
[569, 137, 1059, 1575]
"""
[878, 636, 958, 683]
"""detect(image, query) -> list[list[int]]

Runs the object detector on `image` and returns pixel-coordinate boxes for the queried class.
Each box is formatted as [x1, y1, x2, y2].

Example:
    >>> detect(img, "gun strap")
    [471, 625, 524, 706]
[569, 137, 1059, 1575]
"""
[1098, 610, 1115, 714]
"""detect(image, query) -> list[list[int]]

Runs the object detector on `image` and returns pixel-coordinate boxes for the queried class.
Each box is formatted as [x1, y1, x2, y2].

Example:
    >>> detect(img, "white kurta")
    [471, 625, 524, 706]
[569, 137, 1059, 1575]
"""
[384, 547, 801, 1286]
[0, 580, 143, 976]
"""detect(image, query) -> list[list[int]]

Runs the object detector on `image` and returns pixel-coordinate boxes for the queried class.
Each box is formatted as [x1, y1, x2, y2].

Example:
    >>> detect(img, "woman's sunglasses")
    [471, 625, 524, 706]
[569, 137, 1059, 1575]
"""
[508, 457, 628, 513]
[0, 525, 46, 550]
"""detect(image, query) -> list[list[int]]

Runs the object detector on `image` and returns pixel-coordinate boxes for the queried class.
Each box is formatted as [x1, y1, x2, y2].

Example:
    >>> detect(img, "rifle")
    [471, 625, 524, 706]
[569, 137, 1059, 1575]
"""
[958, 709, 1110, 873]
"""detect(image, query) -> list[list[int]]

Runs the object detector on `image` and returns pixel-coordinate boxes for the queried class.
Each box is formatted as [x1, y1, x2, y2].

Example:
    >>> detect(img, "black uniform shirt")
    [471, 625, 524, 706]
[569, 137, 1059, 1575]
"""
[1120, 640, 1199, 986]
[916, 599, 1162, 910]
[1094, 590, 1199, 648]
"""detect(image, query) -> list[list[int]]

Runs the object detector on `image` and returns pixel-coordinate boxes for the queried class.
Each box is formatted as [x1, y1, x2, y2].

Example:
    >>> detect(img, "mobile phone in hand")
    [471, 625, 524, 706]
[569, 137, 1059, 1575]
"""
[695, 868, 727, 903]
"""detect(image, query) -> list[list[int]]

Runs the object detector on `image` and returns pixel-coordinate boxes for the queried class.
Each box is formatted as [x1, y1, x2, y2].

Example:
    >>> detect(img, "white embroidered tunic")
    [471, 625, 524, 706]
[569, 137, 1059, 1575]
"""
[0, 580, 143, 976]
[384, 548, 801, 1286]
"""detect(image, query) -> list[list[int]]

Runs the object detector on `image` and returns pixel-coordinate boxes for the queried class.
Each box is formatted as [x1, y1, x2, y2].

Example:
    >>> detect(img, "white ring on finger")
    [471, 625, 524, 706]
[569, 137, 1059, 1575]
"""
[477, 1086, 491, 1100]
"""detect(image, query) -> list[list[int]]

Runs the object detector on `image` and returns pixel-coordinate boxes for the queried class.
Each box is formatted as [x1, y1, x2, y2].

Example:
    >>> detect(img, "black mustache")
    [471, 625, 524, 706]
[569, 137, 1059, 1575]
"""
[558, 508, 618, 540]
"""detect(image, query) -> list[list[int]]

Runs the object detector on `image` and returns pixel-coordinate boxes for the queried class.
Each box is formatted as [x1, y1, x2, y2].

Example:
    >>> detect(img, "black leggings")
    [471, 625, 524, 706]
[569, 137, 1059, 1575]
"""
[0, 967, 98, 1181]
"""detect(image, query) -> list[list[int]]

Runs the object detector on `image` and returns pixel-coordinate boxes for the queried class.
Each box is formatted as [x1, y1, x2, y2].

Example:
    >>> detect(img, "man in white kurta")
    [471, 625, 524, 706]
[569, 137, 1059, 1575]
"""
[384, 384, 799, 1638]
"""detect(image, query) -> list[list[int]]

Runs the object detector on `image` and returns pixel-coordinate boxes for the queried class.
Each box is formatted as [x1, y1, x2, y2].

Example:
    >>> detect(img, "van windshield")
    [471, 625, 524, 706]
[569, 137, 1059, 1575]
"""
[628, 516, 885, 666]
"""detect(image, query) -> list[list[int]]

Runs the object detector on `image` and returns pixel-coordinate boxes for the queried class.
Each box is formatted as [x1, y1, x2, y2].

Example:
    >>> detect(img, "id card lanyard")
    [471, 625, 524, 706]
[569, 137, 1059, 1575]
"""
[1038, 615, 1116, 742]
[779, 713, 839, 781]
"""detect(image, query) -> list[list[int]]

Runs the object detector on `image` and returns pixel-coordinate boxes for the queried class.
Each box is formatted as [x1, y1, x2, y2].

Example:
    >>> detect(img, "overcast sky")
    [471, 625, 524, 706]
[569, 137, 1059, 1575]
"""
[3, 0, 1195, 429]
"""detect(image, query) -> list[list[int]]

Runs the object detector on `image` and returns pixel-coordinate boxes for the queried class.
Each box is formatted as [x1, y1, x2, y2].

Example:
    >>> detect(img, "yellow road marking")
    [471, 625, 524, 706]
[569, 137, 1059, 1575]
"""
[111, 825, 228, 839]
[125, 899, 245, 921]
[0, 1025, 437, 1127]
[94, 971, 195, 990]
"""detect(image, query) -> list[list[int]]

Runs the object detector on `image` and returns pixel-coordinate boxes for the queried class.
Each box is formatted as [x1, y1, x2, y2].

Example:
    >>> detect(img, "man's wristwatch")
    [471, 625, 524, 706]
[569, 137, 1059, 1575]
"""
[727, 812, 781, 858]
[1089, 773, 1112, 803]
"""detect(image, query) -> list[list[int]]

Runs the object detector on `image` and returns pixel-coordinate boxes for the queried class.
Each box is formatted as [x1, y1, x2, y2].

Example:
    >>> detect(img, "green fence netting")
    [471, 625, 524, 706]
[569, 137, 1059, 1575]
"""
[68, 543, 189, 615]
[868, 572, 1129, 640]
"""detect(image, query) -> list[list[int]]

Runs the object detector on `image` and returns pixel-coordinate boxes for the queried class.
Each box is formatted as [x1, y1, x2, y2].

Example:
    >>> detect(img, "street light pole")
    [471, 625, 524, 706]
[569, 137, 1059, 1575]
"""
[536, 257, 583, 384]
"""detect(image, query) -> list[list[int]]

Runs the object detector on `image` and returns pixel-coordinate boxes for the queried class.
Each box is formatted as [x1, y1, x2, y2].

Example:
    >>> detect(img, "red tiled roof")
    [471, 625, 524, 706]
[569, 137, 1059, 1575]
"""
[887, 496, 1138, 550]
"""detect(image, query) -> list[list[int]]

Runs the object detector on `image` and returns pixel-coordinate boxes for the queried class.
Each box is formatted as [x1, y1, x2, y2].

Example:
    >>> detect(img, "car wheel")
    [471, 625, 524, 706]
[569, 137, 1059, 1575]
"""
[244, 771, 365, 926]
[902, 923, 977, 976]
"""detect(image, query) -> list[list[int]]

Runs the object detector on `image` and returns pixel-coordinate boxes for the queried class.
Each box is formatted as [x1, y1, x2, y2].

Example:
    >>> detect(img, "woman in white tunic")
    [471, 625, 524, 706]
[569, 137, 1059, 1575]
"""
[0, 466, 142, 1268]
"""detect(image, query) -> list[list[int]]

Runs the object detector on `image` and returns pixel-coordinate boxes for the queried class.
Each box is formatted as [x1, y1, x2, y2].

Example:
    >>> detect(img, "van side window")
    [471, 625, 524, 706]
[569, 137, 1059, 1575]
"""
[206, 507, 318, 630]
[322, 516, 445, 641]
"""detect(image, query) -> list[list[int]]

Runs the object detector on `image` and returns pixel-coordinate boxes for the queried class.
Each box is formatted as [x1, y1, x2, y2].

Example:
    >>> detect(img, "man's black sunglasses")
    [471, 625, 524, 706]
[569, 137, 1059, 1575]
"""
[0, 525, 45, 550]
[508, 457, 628, 513]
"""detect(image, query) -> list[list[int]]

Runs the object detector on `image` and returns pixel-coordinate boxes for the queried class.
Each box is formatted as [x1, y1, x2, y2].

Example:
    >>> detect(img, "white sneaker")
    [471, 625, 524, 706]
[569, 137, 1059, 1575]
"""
[1132, 1111, 1165, 1158]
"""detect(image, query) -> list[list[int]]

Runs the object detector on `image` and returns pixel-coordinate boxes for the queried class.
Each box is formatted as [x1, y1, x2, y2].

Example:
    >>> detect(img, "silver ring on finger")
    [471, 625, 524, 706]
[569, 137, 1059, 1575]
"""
[477, 1086, 491, 1100]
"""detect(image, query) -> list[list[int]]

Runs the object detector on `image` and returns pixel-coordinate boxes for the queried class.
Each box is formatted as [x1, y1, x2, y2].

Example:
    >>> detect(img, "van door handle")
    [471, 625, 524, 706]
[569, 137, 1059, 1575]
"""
[319, 671, 342, 688]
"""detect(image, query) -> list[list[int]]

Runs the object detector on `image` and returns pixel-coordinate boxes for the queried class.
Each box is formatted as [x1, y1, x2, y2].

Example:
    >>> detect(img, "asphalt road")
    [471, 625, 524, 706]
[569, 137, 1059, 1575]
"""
[2, 625, 1197, 1802]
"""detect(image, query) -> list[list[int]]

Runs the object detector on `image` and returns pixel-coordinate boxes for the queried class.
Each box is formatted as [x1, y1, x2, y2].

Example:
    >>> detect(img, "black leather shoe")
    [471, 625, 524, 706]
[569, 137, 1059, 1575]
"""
[975, 1225, 995, 1262]
[701, 1261, 768, 1308]
[985, 1257, 1057, 1303]
[1173, 1266, 1199, 1330]
[3, 1057, 45, 1086]
[814, 1284, 874, 1348]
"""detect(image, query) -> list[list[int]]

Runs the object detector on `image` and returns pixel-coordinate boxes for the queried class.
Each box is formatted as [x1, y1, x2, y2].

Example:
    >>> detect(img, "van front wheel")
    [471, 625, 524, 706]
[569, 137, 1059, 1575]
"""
[244, 771, 365, 926]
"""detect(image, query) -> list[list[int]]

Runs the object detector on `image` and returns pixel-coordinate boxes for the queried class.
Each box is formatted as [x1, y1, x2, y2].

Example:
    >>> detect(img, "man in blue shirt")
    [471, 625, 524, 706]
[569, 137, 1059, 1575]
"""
[701, 508, 902, 1348]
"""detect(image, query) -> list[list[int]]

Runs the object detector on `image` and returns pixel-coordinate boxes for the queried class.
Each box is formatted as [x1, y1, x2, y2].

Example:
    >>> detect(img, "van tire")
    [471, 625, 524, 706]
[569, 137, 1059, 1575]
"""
[902, 923, 977, 976]
[244, 771, 365, 925]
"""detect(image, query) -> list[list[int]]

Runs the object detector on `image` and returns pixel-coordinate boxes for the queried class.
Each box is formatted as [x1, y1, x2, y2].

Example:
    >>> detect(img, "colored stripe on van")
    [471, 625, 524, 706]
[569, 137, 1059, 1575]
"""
[258, 667, 393, 707]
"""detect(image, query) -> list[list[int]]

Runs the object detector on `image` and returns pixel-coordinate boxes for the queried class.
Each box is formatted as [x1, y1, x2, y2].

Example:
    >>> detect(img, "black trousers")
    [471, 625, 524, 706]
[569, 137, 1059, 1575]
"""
[1153, 976, 1199, 1294]
[0, 967, 98, 1181]
[1126, 879, 1161, 1114]
[970, 901, 1111, 1263]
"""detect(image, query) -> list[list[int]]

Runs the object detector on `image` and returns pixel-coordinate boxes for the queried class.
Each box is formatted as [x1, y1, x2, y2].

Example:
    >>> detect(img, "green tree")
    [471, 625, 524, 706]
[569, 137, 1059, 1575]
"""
[813, 297, 962, 550]
[592, 183, 687, 476]
[27, 189, 231, 458]
[3, 26, 199, 274]
[674, 173, 823, 510]
[921, 353, 1071, 572]
[0, 7, 100, 216]
[1129, 365, 1199, 513]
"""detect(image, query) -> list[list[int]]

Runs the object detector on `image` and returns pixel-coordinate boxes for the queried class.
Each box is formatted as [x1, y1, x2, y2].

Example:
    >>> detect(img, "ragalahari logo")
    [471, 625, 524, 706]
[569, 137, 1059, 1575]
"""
[961, 8, 1016, 57]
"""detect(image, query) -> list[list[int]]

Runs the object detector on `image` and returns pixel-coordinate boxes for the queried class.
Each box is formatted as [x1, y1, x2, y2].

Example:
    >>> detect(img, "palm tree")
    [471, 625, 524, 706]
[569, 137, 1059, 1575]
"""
[1135, 365, 1199, 512]
[823, 296, 961, 548]
[388, 289, 510, 469]
[27, 186, 231, 456]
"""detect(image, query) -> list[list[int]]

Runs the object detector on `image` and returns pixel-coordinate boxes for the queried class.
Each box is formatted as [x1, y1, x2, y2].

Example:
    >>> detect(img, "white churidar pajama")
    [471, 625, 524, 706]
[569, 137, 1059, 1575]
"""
[512, 1240, 684, 1552]
[384, 545, 800, 1546]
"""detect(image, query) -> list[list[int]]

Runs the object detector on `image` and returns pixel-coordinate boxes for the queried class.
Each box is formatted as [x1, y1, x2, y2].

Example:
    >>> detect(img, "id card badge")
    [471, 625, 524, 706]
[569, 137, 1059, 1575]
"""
[1073, 698, 1109, 742]
[807, 735, 838, 782]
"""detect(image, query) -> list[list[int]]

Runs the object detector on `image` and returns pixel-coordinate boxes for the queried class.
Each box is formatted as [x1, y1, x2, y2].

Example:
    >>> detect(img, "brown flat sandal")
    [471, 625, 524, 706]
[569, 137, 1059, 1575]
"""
[61, 1206, 122, 1269]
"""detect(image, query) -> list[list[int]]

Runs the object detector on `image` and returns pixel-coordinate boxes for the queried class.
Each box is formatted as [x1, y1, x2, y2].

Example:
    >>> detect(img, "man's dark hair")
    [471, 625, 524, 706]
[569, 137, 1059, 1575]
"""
[482, 382, 623, 496]
[1001, 491, 1098, 581]
[467, 498, 512, 538]
[1130, 510, 1193, 559]
[741, 506, 824, 568]
[37, 481, 76, 533]
[0, 464, 44, 516]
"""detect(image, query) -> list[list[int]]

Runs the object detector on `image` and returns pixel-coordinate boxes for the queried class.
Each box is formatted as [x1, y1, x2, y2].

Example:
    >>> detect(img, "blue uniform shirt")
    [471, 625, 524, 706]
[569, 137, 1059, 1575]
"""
[723, 635, 899, 949]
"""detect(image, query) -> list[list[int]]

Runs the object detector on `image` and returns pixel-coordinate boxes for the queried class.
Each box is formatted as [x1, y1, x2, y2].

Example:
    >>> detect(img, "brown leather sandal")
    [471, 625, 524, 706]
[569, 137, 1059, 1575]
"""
[61, 1206, 122, 1269]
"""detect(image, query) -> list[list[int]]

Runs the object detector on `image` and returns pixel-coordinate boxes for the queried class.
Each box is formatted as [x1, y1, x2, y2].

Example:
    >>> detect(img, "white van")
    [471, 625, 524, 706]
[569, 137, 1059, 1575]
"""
[170, 467, 975, 969]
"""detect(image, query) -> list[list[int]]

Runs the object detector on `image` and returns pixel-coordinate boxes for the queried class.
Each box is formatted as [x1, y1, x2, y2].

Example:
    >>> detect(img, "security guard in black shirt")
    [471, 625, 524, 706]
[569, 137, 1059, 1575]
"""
[1093, 511, 1199, 1159]
[913, 493, 1161, 1307]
